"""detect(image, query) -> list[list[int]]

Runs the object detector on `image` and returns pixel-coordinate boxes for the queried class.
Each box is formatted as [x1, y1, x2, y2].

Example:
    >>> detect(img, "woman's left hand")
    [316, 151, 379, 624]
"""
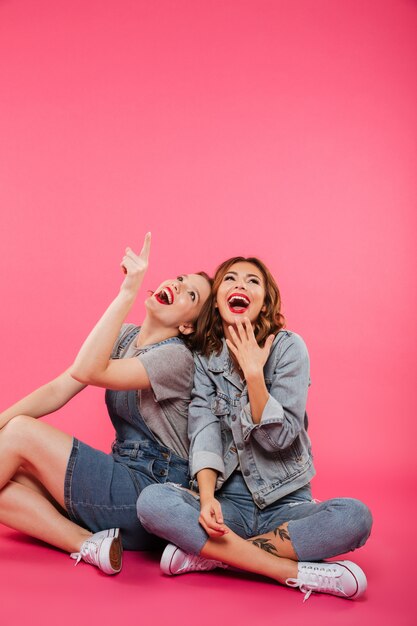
[120, 232, 151, 296]
[226, 318, 275, 380]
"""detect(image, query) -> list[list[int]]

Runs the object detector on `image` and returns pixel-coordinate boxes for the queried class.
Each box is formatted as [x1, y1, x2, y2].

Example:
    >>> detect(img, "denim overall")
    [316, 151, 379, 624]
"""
[64, 327, 190, 550]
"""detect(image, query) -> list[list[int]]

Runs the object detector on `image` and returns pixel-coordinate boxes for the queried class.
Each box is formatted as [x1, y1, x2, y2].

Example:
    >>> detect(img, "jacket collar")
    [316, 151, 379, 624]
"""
[207, 339, 229, 373]
[207, 340, 244, 392]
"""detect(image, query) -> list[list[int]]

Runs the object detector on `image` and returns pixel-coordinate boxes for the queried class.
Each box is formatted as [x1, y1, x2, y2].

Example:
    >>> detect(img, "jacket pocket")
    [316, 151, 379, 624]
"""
[211, 394, 231, 417]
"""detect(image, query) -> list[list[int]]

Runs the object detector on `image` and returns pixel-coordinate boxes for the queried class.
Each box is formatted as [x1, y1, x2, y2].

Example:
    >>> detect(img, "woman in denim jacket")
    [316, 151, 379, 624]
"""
[0, 234, 211, 575]
[137, 256, 373, 601]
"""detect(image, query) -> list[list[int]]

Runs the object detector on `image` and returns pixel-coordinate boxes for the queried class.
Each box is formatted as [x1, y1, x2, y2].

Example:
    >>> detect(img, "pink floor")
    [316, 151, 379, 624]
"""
[2, 470, 414, 626]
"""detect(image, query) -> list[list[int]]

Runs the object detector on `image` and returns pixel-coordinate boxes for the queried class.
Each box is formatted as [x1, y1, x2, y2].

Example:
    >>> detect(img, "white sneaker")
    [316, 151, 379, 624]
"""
[160, 543, 228, 576]
[286, 560, 367, 601]
[70, 528, 123, 575]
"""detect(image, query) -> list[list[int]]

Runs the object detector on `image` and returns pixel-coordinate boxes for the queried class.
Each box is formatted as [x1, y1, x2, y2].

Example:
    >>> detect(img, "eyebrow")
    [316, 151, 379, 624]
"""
[224, 271, 262, 281]
[181, 274, 200, 303]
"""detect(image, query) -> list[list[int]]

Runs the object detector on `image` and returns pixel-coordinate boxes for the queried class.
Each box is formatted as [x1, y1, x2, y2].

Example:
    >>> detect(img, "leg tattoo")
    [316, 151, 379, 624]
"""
[273, 526, 291, 542]
[251, 537, 280, 556]
[249, 523, 297, 560]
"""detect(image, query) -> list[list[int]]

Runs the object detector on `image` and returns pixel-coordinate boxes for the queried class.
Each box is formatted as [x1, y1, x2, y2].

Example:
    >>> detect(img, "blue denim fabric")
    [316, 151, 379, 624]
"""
[137, 475, 373, 560]
[64, 328, 190, 550]
[65, 438, 189, 550]
[189, 331, 315, 507]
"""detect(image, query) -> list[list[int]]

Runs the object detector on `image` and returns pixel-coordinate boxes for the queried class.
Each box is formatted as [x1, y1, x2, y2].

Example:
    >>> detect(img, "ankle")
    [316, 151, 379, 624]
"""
[74, 530, 93, 552]
[276, 558, 298, 584]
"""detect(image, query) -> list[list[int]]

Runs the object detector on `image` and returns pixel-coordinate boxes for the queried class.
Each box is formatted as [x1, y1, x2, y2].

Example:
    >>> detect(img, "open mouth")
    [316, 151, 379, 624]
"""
[227, 293, 250, 314]
[155, 286, 174, 305]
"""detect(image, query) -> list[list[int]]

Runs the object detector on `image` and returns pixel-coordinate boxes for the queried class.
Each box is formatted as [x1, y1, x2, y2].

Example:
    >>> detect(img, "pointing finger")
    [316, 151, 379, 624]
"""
[139, 232, 152, 262]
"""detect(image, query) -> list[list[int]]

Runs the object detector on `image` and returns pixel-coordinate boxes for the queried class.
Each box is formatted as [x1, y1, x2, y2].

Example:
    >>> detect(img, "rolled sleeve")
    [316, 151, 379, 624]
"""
[241, 333, 310, 451]
[191, 450, 225, 478]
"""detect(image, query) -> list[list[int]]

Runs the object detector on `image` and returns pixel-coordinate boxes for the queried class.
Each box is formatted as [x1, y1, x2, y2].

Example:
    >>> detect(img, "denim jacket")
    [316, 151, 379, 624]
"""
[188, 330, 316, 508]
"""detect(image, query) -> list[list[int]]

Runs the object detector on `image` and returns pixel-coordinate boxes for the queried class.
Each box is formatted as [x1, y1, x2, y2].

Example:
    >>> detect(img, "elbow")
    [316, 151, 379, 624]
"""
[69, 364, 95, 385]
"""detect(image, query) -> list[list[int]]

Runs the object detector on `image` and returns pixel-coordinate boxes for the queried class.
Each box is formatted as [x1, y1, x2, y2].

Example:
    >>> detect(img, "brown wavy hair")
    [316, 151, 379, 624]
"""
[180, 271, 213, 351]
[193, 257, 285, 356]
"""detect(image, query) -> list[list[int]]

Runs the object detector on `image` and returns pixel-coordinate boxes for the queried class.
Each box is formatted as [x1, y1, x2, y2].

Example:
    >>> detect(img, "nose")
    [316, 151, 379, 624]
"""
[171, 280, 180, 294]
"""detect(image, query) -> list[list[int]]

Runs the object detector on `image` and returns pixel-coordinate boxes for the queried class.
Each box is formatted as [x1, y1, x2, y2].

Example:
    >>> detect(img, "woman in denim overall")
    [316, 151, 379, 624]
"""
[0, 234, 211, 574]
[137, 256, 373, 601]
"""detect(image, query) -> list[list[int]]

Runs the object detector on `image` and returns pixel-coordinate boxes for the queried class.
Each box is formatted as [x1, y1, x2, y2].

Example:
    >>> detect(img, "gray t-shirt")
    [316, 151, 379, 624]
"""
[113, 324, 194, 459]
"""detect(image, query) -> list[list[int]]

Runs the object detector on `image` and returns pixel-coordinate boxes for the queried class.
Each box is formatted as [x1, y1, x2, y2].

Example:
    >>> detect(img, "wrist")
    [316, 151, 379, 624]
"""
[244, 368, 265, 384]
[199, 488, 215, 501]
[198, 485, 217, 503]
[117, 288, 137, 304]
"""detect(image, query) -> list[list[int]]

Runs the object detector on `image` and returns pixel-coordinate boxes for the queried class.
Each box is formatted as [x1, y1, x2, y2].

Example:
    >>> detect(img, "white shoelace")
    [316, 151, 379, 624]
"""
[286, 565, 347, 602]
[70, 539, 99, 567]
[180, 554, 225, 573]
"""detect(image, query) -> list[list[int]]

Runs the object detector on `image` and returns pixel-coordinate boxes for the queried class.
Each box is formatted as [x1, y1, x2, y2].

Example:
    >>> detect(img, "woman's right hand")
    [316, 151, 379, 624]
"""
[198, 496, 229, 537]
[120, 232, 151, 297]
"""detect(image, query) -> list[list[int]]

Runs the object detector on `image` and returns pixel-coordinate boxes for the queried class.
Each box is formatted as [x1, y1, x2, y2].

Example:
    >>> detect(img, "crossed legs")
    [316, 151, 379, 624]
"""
[137, 480, 373, 586]
[0, 415, 92, 552]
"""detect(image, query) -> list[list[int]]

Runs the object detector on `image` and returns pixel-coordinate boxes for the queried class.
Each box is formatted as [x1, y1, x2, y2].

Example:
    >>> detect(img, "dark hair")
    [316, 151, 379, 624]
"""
[192, 257, 285, 356]
[180, 271, 213, 351]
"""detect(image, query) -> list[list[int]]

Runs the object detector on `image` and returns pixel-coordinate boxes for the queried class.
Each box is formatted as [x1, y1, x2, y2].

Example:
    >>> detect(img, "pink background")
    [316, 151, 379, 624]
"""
[0, 1, 416, 625]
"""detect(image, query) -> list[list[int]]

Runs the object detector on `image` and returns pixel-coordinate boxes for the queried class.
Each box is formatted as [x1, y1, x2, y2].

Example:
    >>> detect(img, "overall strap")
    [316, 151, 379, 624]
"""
[114, 326, 185, 359]
[113, 325, 141, 359]
[138, 334, 185, 355]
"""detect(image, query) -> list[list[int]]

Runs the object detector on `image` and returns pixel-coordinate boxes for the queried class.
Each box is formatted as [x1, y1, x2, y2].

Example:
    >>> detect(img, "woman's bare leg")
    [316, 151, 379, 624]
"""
[0, 416, 92, 552]
[247, 522, 298, 560]
[0, 480, 91, 552]
[0, 415, 73, 503]
[13, 468, 67, 513]
[200, 529, 298, 584]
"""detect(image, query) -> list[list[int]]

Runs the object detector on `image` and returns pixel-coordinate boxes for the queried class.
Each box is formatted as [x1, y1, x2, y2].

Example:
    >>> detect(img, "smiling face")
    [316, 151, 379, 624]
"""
[216, 261, 266, 331]
[194, 256, 285, 356]
[145, 273, 211, 334]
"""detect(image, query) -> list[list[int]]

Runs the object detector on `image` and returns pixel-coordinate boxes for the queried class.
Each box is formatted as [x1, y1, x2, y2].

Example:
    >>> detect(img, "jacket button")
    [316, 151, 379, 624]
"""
[243, 469, 250, 476]
[257, 497, 265, 504]
[232, 415, 237, 421]
[159, 469, 167, 476]
[237, 443, 244, 451]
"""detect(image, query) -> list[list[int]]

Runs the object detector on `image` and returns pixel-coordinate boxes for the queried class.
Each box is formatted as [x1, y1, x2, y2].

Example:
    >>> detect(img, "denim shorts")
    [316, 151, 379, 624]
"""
[64, 437, 190, 550]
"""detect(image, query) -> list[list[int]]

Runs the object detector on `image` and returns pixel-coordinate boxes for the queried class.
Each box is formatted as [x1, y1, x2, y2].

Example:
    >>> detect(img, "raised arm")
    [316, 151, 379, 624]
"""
[70, 234, 152, 390]
[0, 369, 86, 430]
[229, 321, 310, 452]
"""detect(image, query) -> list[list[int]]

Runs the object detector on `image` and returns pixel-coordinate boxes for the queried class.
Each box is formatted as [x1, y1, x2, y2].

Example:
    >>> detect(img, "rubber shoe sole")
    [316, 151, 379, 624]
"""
[160, 543, 180, 575]
[100, 529, 123, 575]
[335, 560, 367, 599]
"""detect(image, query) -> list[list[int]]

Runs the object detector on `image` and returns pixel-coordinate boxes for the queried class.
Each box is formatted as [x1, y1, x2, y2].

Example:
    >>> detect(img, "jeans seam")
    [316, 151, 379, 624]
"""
[64, 437, 80, 523]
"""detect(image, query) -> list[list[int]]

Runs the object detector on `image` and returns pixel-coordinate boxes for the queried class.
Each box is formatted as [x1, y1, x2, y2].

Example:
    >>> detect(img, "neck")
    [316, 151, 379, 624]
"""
[136, 316, 180, 348]
[222, 322, 242, 375]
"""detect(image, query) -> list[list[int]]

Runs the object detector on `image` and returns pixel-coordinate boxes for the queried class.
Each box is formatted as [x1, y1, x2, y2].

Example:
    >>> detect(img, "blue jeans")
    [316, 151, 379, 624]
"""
[137, 473, 372, 560]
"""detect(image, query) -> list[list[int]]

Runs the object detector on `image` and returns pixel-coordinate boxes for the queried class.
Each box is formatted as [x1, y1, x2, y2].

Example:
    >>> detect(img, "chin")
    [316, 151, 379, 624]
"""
[144, 297, 156, 312]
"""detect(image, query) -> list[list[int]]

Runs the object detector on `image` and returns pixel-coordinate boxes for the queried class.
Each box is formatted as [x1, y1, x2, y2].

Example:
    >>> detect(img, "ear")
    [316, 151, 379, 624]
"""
[179, 323, 195, 336]
[261, 304, 267, 313]
[214, 300, 218, 309]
